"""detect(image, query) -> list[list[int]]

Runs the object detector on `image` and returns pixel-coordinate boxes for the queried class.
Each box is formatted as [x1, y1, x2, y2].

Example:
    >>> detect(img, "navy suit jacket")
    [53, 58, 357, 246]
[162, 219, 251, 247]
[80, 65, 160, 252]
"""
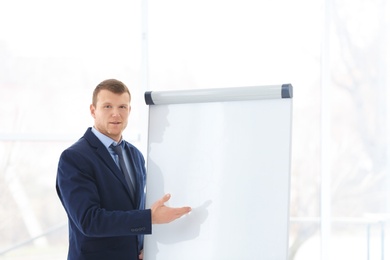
[56, 127, 152, 260]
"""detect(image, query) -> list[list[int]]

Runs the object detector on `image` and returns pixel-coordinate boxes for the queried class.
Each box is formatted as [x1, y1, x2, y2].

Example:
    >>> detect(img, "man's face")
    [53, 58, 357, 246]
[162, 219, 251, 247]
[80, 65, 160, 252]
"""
[90, 89, 131, 142]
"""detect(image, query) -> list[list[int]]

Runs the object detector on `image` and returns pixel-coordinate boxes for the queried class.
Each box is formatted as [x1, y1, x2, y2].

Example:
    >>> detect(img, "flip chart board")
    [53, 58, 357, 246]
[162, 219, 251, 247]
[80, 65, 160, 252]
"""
[144, 84, 293, 260]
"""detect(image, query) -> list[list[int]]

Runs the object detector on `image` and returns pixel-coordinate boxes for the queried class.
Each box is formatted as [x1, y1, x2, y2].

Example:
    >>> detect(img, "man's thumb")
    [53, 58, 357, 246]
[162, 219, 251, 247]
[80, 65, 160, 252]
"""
[161, 193, 171, 204]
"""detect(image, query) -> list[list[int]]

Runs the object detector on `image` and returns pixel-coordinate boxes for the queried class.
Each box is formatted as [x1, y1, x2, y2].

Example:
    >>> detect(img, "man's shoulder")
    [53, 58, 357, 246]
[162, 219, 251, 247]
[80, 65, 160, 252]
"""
[63, 128, 97, 152]
[123, 140, 135, 149]
[123, 141, 144, 158]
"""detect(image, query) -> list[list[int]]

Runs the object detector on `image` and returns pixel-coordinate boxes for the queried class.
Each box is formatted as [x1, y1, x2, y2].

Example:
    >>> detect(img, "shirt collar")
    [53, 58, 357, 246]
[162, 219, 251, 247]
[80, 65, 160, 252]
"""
[91, 127, 123, 149]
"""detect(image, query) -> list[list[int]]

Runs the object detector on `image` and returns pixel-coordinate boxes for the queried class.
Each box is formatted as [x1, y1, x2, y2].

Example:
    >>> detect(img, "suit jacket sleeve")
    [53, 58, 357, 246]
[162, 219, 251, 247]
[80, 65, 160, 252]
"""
[56, 138, 152, 238]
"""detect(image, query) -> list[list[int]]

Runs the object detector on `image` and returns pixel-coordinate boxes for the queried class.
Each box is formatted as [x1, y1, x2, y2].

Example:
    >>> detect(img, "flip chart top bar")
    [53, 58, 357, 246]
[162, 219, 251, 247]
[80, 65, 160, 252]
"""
[144, 84, 293, 105]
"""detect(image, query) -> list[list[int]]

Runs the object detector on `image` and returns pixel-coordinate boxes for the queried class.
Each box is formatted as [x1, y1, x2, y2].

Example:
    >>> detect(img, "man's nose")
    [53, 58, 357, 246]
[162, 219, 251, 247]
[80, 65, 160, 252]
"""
[111, 108, 120, 117]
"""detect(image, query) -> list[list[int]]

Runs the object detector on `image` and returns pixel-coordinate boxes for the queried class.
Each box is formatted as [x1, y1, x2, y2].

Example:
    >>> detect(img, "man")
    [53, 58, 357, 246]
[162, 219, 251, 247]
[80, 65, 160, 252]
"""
[56, 79, 191, 260]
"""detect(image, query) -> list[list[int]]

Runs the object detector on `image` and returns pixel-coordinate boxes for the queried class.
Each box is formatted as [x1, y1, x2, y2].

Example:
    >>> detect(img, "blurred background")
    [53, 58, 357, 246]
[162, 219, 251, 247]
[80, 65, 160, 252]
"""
[0, 0, 389, 259]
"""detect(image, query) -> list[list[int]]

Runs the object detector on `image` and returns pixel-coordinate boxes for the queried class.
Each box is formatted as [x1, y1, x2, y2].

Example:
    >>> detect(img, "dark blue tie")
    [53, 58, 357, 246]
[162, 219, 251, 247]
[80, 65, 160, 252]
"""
[111, 144, 136, 200]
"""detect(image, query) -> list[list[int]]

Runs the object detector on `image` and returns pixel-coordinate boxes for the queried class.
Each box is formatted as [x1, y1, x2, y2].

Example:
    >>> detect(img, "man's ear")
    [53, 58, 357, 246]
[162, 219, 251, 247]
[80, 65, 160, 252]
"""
[90, 104, 96, 118]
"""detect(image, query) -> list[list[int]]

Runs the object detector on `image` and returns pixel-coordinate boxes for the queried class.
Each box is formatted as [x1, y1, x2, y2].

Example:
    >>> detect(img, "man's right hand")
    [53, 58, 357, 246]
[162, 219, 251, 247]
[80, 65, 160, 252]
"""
[151, 193, 191, 224]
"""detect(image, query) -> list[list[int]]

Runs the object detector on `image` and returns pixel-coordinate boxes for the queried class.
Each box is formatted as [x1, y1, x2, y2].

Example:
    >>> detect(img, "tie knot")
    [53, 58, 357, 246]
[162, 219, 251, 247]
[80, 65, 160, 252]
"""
[111, 144, 123, 156]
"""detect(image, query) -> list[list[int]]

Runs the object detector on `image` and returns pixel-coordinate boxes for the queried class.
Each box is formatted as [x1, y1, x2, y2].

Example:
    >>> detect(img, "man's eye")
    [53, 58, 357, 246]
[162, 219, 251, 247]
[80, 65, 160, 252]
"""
[104, 105, 112, 109]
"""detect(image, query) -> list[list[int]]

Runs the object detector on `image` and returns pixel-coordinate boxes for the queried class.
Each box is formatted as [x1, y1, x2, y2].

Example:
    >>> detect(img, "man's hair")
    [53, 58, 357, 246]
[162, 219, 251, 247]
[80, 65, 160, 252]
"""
[92, 79, 131, 106]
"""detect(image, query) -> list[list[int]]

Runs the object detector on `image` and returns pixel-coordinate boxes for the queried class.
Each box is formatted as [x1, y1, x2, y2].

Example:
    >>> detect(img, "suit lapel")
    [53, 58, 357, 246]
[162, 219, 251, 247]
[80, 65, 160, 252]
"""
[84, 128, 137, 206]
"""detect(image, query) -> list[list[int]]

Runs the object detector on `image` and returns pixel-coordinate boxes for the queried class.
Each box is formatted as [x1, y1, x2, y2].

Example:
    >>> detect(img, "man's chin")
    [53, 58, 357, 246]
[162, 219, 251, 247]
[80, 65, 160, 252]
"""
[107, 130, 122, 140]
